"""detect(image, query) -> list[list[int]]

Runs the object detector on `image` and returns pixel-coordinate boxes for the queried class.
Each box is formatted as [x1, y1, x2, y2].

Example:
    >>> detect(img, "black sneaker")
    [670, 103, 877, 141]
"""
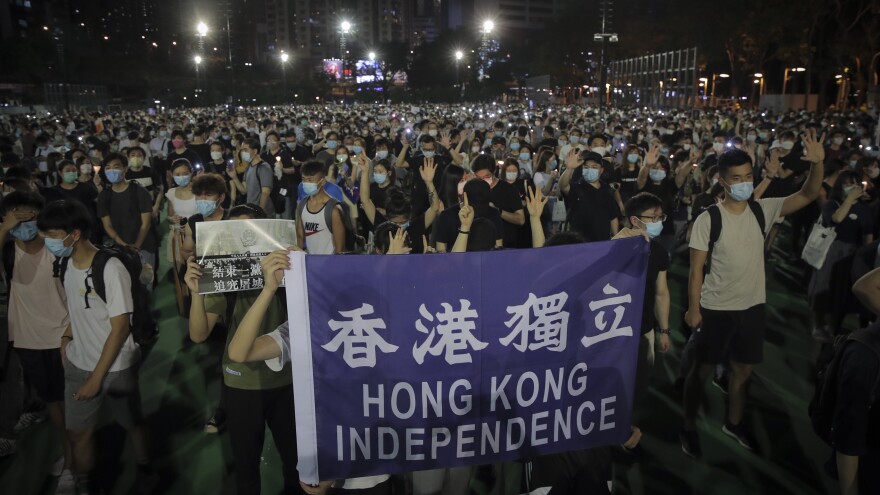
[680, 428, 702, 459]
[722, 421, 756, 451]
[711, 374, 729, 395]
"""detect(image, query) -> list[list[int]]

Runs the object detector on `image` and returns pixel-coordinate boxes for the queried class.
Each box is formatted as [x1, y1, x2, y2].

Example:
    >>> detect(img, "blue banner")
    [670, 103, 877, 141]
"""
[285, 238, 649, 484]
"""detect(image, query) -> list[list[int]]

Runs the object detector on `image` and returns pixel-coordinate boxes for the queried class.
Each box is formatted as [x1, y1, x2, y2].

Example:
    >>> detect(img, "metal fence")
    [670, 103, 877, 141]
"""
[43, 84, 109, 111]
[610, 48, 698, 108]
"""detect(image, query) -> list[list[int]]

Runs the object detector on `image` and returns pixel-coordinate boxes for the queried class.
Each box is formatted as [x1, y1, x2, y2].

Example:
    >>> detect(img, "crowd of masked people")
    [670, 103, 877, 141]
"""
[0, 103, 878, 495]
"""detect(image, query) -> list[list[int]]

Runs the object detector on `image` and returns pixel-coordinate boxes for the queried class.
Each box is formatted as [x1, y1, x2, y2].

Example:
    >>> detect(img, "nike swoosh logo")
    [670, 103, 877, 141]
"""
[305, 230, 324, 237]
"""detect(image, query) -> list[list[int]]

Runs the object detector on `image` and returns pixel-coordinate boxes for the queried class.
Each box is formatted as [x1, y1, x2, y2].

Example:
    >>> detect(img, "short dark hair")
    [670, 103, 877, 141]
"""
[384, 188, 410, 219]
[101, 152, 129, 169]
[229, 203, 267, 219]
[1, 190, 45, 216]
[466, 218, 496, 252]
[471, 154, 495, 174]
[624, 192, 664, 218]
[192, 173, 227, 196]
[242, 137, 261, 152]
[545, 231, 584, 247]
[717, 149, 752, 178]
[36, 200, 93, 238]
[301, 160, 325, 178]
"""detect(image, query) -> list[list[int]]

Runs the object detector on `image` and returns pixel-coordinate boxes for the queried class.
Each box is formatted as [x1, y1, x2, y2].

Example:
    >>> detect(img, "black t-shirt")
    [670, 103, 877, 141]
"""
[37, 185, 65, 203]
[54, 182, 98, 209]
[618, 166, 640, 202]
[566, 181, 620, 242]
[434, 204, 504, 248]
[832, 329, 880, 494]
[126, 167, 162, 197]
[370, 182, 391, 212]
[823, 200, 874, 244]
[640, 178, 678, 235]
[640, 240, 671, 334]
[189, 143, 211, 167]
[96, 182, 158, 252]
[490, 180, 525, 249]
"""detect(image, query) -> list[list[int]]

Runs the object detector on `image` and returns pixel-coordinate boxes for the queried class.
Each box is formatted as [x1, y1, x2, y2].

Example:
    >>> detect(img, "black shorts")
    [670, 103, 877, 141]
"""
[694, 304, 765, 365]
[16, 347, 65, 403]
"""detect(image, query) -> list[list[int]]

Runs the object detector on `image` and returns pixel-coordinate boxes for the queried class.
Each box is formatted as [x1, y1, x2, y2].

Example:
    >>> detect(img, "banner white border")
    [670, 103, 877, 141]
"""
[286, 251, 320, 484]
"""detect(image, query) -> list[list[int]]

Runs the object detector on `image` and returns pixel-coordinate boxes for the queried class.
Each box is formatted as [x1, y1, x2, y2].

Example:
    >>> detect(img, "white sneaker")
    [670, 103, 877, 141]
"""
[55, 470, 76, 495]
[51, 455, 66, 476]
[0, 437, 15, 457]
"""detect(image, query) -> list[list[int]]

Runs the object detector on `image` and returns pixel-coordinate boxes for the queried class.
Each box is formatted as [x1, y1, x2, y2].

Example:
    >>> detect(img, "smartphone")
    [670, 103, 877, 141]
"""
[862, 181, 868, 188]
[227, 159, 234, 172]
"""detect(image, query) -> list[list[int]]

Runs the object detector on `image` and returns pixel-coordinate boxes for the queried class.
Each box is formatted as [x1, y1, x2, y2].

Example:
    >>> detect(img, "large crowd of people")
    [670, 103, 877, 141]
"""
[0, 102, 879, 494]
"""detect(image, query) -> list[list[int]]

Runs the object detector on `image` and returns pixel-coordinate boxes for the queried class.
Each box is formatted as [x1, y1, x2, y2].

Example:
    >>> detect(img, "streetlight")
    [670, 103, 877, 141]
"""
[782, 67, 806, 97]
[194, 55, 202, 94]
[340, 21, 352, 81]
[280, 51, 289, 102]
[479, 20, 494, 82]
[196, 21, 208, 55]
[454, 50, 464, 96]
[368, 51, 376, 61]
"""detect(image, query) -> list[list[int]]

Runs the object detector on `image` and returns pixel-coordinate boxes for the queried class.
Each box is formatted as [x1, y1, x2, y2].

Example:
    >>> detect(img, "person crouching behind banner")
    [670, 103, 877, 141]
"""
[610, 192, 672, 458]
[183, 204, 299, 495]
[227, 249, 393, 495]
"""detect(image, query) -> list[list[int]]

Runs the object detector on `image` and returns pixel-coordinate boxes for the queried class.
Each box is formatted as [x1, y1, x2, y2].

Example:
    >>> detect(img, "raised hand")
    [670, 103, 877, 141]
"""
[260, 249, 292, 291]
[459, 192, 474, 229]
[183, 256, 203, 293]
[420, 158, 437, 183]
[565, 148, 581, 169]
[645, 144, 661, 167]
[801, 128, 826, 164]
[525, 183, 548, 218]
[386, 228, 412, 255]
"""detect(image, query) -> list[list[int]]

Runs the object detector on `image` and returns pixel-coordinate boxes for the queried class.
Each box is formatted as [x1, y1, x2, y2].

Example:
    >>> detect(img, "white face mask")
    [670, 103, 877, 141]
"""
[712, 142, 725, 153]
[781, 141, 795, 150]
[211, 151, 223, 160]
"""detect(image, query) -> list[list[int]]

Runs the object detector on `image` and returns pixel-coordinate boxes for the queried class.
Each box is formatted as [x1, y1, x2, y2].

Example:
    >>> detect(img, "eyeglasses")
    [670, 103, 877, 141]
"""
[638, 214, 667, 223]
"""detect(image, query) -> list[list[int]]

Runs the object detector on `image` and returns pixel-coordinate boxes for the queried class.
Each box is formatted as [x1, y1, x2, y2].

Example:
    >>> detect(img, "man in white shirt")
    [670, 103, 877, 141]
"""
[37, 200, 157, 495]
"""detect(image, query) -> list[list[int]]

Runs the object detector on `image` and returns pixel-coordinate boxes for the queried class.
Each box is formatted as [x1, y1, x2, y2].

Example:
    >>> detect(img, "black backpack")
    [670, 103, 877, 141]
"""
[55, 247, 158, 346]
[255, 162, 287, 214]
[297, 197, 363, 253]
[809, 325, 880, 446]
[706, 200, 767, 273]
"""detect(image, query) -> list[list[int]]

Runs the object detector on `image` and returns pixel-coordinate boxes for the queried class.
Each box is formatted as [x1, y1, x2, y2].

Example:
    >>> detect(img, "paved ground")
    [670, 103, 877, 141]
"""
[0, 227, 842, 494]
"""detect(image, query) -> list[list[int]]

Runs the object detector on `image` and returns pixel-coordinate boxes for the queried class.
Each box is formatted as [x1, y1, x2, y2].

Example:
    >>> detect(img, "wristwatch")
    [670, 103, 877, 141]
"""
[658, 328, 670, 335]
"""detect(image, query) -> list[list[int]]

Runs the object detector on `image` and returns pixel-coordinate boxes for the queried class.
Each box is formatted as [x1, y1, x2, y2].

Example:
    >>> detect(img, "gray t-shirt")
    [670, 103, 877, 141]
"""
[244, 162, 275, 216]
[689, 197, 785, 311]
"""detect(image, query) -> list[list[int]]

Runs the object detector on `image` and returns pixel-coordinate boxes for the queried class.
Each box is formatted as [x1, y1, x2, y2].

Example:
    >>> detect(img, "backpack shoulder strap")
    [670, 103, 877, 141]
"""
[707, 204, 722, 253]
[90, 249, 114, 302]
[748, 200, 767, 237]
[324, 197, 340, 232]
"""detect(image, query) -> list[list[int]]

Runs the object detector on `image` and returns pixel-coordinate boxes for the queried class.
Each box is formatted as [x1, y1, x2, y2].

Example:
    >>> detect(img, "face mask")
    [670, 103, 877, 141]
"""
[615, 134, 624, 140]
[649, 169, 667, 182]
[268, 141, 280, 150]
[519, 152, 530, 161]
[302, 182, 320, 197]
[129, 157, 144, 170]
[848, 160, 859, 169]
[713, 142, 725, 153]
[623, 153, 639, 165]
[510, 143, 521, 151]
[549, 159, 558, 169]
[747, 134, 757, 142]
[62, 171, 79, 184]
[373, 173, 387, 185]
[727, 181, 754, 201]
[471, 146, 481, 153]
[10, 220, 38, 242]
[211, 151, 223, 160]
[759, 132, 769, 140]
[240, 151, 252, 163]
[582, 168, 600, 182]
[196, 199, 219, 217]
[781, 141, 794, 150]
[174, 175, 192, 187]
[44, 233, 74, 258]
[159, 130, 168, 138]
[172, 138, 185, 149]
[422, 150, 435, 159]
[348, 145, 362, 155]
[428, 129, 438, 137]
[833, 137, 845, 145]
[644, 220, 663, 238]
[569, 136, 580, 145]
[104, 169, 124, 184]
[326, 140, 338, 149]
[376, 150, 389, 160]
[336, 154, 348, 163]
[844, 185, 856, 197]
